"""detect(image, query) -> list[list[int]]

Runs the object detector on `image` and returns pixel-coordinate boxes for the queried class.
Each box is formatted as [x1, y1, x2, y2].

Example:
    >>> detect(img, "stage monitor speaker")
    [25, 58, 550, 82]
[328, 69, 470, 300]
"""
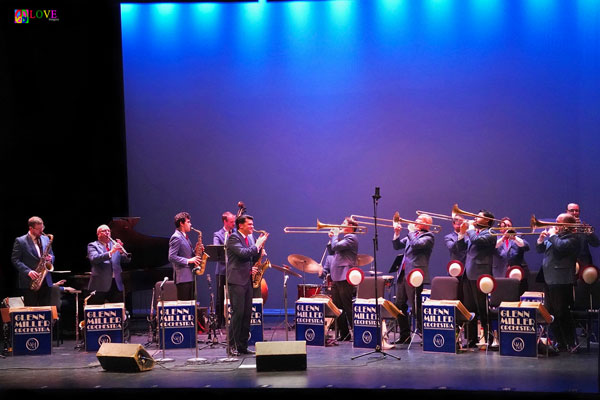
[255, 340, 307, 372]
[96, 343, 155, 372]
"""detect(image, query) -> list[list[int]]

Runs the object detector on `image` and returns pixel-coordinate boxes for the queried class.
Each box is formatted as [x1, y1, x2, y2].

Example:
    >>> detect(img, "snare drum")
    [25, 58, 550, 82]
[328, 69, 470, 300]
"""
[297, 284, 321, 299]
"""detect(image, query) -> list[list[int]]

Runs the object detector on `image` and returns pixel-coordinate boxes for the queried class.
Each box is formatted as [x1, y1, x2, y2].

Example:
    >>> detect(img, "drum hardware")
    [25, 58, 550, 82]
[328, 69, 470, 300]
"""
[199, 274, 227, 351]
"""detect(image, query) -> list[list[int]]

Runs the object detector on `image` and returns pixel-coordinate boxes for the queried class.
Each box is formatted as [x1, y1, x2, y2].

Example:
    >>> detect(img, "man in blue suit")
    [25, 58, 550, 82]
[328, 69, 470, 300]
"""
[493, 217, 530, 295]
[566, 203, 599, 267]
[11, 216, 57, 306]
[213, 211, 235, 329]
[327, 217, 359, 342]
[87, 224, 131, 304]
[536, 213, 579, 352]
[226, 214, 268, 355]
[392, 213, 435, 344]
[168, 212, 202, 301]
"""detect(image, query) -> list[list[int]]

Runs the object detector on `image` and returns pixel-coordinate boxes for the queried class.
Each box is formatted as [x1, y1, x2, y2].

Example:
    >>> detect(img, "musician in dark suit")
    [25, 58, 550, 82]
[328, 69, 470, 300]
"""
[168, 212, 201, 301]
[11, 216, 58, 306]
[87, 224, 131, 304]
[493, 217, 530, 295]
[566, 203, 599, 267]
[458, 209, 496, 347]
[444, 215, 467, 264]
[536, 213, 579, 352]
[392, 214, 435, 344]
[327, 217, 359, 341]
[226, 214, 268, 355]
[212, 211, 235, 329]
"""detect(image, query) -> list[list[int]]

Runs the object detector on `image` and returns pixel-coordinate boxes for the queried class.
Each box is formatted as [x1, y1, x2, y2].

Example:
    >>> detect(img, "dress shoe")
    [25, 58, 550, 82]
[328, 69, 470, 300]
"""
[393, 336, 411, 345]
[238, 348, 256, 355]
[336, 334, 352, 342]
[229, 349, 241, 357]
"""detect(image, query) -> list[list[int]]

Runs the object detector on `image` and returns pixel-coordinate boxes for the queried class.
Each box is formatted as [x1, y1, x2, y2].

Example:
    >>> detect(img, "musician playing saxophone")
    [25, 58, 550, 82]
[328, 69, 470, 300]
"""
[226, 214, 268, 356]
[168, 212, 202, 301]
[11, 216, 73, 306]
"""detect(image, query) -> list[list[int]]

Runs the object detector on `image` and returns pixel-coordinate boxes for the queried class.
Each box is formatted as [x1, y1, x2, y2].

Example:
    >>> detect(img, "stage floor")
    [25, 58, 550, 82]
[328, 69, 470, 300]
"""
[0, 318, 598, 399]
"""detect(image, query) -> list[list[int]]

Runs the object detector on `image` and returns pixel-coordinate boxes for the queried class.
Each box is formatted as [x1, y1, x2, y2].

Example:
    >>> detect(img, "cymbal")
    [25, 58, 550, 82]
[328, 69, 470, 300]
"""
[357, 254, 374, 267]
[287, 254, 321, 274]
[51, 270, 71, 274]
[271, 264, 303, 278]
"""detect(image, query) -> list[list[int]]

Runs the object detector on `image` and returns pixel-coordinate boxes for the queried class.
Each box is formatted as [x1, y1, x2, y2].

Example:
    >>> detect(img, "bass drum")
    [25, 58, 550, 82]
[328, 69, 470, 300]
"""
[297, 284, 321, 299]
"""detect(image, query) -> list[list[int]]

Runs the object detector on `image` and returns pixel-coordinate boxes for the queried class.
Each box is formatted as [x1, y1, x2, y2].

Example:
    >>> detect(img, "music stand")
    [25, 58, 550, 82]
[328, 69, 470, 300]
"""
[155, 281, 174, 363]
[201, 245, 228, 347]
[352, 187, 401, 361]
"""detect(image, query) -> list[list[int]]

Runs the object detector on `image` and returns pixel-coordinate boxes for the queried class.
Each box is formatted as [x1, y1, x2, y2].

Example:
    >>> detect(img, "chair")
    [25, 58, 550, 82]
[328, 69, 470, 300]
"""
[50, 286, 63, 346]
[488, 278, 520, 348]
[153, 280, 178, 310]
[356, 276, 386, 300]
[572, 279, 600, 351]
[430, 276, 459, 300]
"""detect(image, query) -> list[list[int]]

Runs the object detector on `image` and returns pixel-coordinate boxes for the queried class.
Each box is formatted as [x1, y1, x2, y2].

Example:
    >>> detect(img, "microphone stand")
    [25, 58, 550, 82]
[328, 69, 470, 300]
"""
[187, 269, 207, 364]
[353, 187, 401, 360]
[155, 280, 174, 363]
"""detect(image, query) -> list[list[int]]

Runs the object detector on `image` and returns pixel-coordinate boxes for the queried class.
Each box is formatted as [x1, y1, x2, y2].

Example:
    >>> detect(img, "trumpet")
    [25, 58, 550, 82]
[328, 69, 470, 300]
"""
[351, 213, 442, 233]
[489, 227, 543, 236]
[108, 235, 130, 256]
[283, 219, 367, 234]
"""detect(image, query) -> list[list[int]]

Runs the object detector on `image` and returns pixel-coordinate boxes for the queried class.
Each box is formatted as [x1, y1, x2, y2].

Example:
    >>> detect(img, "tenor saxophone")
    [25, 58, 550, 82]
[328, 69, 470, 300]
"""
[191, 227, 209, 275]
[252, 253, 271, 289]
[30, 233, 54, 291]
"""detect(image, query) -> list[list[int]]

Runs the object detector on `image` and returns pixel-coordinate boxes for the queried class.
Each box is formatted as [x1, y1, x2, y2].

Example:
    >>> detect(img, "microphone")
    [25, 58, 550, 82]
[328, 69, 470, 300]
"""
[284, 274, 289, 285]
[159, 276, 168, 289]
[373, 186, 381, 201]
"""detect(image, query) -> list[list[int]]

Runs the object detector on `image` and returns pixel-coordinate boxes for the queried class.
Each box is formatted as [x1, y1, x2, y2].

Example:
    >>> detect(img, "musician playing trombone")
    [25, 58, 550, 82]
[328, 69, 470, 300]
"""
[392, 213, 435, 345]
[566, 203, 599, 267]
[87, 224, 131, 304]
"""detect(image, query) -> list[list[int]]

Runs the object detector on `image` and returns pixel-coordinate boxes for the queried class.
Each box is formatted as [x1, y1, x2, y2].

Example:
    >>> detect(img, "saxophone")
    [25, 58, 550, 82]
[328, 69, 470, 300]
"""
[252, 230, 271, 289]
[30, 234, 54, 291]
[191, 227, 209, 275]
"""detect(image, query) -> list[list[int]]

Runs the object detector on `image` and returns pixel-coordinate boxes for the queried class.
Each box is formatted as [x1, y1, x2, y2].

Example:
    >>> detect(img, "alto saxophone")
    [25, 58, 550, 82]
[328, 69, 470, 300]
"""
[30, 234, 54, 291]
[252, 252, 271, 289]
[191, 227, 209, 275]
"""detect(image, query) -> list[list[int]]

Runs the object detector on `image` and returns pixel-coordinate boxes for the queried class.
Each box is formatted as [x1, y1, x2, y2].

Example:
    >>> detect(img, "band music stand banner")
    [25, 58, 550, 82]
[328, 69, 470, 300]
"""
[11, 307, 53, 356]
[250, 298, 264, 345]
[295, 298, 326, 346]
[158, 300, 196, 349]
[421, 288, 431, 305]
[85, 303, 124, 352]
[352, 299, 382, 349]
[520, 291, 544, 303]
[499, 301, 551, 358]
[422, 301, 459, 354]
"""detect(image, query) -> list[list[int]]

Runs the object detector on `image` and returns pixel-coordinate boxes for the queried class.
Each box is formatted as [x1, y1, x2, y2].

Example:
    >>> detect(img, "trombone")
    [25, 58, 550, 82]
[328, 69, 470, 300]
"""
[351, 212, 442, 233]
[283, 219, 367, 234]
[530, 215, 593, 234]
[417, 204, 503, 224]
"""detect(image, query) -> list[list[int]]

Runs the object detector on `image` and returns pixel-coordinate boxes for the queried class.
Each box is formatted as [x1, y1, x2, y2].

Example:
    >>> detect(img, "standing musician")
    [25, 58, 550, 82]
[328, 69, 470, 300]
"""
[168, 212, 202, 301]
[444, 215, 467, 265]
[213, 211, 236, 329]
[226, 214, 268, 355]
[392, 214, 435, 345]
[87, 224, 131, 305]
[536, 213, 579, 353]
[458, 209, 496, 347]
[11, 216, 73, 306]
[493, 217, 530, 295]
[566, 203, 599, 267]
[327, 217, 359, 342]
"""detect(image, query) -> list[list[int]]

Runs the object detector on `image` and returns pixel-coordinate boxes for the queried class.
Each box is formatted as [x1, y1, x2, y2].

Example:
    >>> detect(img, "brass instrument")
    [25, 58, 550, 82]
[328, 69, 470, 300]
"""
[30, 234, 54, 292]
[530, 215, 592, 233]
[79, 290, 96, 330]
[191, 227, 209, 275]
[417, 204, 503, 224]
[489, 228, 541, 236]
[351, 212, 442, 233]
[252, 251, 271, 289]
[284, 219, 368, 234]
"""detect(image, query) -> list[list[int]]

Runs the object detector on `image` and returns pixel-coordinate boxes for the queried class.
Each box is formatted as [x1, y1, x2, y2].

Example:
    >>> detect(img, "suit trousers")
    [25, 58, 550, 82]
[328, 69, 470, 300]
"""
[228, 282, 253, 351]
[546, 284, 576, 348]
[464, 278, 491, 344]
[88, 279, 123, 305]
[23, 284, 52, 307]
[176, 281, 195, 301]
[395, 273, 423, 338]
[216, 274, 226, 328]
[332, 280, 354, 338]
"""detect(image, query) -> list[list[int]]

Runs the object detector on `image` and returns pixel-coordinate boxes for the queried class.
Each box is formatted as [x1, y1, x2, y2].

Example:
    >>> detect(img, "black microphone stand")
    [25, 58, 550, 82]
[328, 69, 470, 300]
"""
[352, 187, 400, 361]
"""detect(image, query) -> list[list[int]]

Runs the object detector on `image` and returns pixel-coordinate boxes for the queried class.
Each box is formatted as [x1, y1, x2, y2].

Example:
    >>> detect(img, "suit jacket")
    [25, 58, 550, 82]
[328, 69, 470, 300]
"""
[87, 240, 131, 292]
[444, 231, 466, 264]
[460, 228, 496, 280]
[574, 231, 599, 266]
[393, 230, 435, 284]
[168, 230, 195, 284]
[492, 237, 530, 278]
[11, 233, 55, 289]
[327, 233, 358, 282]
[536, 233, 579, 285]
[226, 231, 260, 286]
[213, 228, 234, 276]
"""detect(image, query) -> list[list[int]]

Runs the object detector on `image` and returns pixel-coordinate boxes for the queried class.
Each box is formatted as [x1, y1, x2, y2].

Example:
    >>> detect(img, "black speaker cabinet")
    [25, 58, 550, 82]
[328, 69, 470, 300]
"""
[96, 343, 155, 372]
[255, 341, 307, 372]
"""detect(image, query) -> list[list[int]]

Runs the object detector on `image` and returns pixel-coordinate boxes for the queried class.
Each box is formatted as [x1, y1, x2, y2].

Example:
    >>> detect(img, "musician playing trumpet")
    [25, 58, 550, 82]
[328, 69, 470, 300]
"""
[87, 224, 131, 305]
[493, 217, 530, 295]
[392, 214, 435, 345]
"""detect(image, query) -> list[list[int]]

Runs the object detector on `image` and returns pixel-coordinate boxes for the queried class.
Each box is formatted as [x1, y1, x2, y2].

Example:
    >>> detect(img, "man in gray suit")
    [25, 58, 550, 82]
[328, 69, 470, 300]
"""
[213, 211, 235, 329]
[327, 217, 359, 341]
[536, 213, 579, 352]
[87, 224, 131, 304]
[168, 212, 202, 301]
[226, 214, 268, 355]
[392, 214, 435, 344]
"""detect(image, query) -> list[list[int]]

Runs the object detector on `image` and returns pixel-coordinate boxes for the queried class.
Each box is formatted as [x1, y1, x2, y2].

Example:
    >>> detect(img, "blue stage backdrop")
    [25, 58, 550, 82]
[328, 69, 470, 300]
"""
[120, 1, 600, 309]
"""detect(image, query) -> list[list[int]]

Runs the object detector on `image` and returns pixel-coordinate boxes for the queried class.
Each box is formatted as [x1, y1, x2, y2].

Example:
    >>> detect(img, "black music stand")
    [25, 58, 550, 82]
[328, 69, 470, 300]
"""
[201, 245, 227, 348]
[352, 187, 400, 361]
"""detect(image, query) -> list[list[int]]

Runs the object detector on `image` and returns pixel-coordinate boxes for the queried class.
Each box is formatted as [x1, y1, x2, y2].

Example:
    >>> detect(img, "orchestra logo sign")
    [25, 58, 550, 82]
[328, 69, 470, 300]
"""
[11, 309, 53, 355]
[14, 9, 59, 23]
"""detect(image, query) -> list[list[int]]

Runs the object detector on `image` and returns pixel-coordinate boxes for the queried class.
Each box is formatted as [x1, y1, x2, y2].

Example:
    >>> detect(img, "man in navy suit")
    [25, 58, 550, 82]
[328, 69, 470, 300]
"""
[536, 213, 579, 352]
[493, 217, 530, 295]
[226, 214, 268, 355]
[168, 212, 202, 301]
[392, 213, 435, 344]
[566, 203, 599, 267]
[444, 215, 467, 264]
[458, 209, 496, 347]
[327, 217, 359, 341]
[213, 211, 235, 329]
[87, 224, 131, 304]
[11, 216, 59, 306]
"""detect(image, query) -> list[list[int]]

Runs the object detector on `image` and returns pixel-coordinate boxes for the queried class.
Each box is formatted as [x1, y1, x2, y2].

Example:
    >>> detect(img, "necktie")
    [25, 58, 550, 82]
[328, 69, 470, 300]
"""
[106, 243, 111, 252]
[245, 236, 249, 246]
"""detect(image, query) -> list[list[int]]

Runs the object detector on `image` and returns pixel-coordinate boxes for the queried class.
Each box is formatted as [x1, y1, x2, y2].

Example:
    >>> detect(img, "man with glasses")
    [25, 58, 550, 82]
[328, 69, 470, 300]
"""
[566, 203, 599, 267]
